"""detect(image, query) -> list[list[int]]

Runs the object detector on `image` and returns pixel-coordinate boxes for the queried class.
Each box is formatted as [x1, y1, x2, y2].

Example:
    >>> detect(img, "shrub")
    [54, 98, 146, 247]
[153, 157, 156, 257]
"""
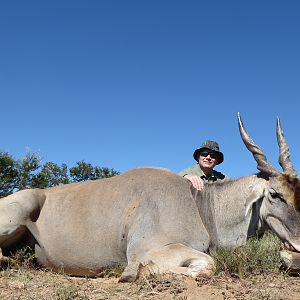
[6, 246, 36, 269]
[211, 231, 282, 278]
[97, 264, 125, 278]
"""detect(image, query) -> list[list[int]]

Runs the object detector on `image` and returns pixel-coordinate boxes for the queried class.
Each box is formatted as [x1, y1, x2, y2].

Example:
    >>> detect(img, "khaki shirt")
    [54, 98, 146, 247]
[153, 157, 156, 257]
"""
[178, 164, 229, 183]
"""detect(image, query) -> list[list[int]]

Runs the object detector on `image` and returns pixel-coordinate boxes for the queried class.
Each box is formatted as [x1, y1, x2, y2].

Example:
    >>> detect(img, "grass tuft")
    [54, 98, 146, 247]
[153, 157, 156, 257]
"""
[2, 246, 36, 270]
[56, 285, 84, 300]
[211, 231, 282, 278]
[97, 264, 125, 278]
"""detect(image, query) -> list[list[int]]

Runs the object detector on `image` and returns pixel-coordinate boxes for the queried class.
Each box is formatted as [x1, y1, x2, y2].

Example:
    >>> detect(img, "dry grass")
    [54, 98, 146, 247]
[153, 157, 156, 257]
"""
[1, 233, 299, 299]
[136, 273, 187, 298]
[1, 267, 300, 300]
[211, 231, 283, 278]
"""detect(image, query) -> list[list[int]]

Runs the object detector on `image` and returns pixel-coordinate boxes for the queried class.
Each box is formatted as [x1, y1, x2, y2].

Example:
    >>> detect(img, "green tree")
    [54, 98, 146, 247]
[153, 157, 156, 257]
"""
[1, 150, 120, 195]
[94, 166, 120, 178]
[32, 162, 70, 188]
[17, 152, 41, 190]
[69, 160, 120, 182]
[69, 160, 95, 182]
[0, 152, 18, 197]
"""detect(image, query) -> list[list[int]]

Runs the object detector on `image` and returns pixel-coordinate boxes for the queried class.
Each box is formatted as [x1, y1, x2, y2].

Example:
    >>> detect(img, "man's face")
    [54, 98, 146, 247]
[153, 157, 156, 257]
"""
[198, 151, 218, 171]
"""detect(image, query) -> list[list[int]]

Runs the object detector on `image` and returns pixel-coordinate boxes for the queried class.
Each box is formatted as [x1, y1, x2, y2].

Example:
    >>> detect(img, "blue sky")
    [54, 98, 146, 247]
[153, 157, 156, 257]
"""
[1, 0, 300, 179]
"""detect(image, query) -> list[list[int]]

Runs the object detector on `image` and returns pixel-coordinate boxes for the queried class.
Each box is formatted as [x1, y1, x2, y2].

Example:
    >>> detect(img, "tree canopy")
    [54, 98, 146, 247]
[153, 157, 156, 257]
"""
[0, 152, 18, 197]
[0, 151, 120, 198]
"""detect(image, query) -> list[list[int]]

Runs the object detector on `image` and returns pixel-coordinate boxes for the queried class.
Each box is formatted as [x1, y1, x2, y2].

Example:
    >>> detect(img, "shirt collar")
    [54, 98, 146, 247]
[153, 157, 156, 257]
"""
[199, 168, 217, 181]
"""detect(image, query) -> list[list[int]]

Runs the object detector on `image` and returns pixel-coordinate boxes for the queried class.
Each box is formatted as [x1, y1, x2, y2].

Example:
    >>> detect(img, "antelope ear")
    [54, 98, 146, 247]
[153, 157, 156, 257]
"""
[244, 186, 263, 217]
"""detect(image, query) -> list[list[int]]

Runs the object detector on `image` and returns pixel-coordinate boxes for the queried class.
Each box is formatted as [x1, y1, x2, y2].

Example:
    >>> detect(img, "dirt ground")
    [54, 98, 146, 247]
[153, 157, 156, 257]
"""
[1, 268, 300, 300]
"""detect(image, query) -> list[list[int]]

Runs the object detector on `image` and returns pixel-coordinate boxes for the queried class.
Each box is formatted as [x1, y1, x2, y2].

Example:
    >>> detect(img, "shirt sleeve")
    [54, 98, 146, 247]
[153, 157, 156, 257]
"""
[178, 165, 202, 177]
[178, 168, 189, 177]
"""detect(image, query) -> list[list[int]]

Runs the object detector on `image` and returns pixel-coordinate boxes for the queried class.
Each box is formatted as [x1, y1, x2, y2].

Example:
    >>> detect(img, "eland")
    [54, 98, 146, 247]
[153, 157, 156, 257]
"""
[0, 113, 300, 281]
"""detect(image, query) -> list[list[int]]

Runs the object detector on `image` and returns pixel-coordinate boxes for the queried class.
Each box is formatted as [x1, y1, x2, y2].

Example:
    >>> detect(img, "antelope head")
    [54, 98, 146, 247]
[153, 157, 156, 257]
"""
[238, 113, 300, 252]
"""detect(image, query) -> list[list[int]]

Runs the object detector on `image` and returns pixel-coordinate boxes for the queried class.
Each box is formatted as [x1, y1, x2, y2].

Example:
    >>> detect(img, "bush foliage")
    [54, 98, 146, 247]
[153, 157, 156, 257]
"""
[0, 151, 120, 197]
[211, 231, 282, 278]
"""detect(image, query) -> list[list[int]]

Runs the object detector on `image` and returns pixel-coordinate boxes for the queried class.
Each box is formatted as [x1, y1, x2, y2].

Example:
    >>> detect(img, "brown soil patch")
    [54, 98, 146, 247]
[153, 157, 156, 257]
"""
[1, 268, 300, 300]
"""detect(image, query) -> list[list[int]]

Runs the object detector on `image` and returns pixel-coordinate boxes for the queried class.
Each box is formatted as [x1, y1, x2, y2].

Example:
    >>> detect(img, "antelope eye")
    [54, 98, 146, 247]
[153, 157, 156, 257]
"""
[270, 188, 277, 197]
[269, 188, 286, 204]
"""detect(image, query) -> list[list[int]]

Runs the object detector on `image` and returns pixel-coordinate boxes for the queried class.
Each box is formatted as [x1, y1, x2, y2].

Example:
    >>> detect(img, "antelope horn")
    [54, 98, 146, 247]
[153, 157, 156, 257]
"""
[238, 112, 278, 175]
[276, 117, 298, 177]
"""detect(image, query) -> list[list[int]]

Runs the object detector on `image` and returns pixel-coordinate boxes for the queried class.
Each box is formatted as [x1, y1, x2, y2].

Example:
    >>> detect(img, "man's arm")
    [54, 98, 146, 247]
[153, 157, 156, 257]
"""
[178, 166, 204, 191]
[182, 174, 204, 191]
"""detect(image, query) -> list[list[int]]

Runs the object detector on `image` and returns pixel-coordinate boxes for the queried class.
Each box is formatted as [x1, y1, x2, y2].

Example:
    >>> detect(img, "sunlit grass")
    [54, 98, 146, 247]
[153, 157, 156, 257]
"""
[211, 231, 282, 278]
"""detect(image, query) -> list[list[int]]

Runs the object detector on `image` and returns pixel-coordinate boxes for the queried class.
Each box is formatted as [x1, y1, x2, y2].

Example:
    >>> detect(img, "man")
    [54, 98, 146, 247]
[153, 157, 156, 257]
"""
[178, 140, 229, 191]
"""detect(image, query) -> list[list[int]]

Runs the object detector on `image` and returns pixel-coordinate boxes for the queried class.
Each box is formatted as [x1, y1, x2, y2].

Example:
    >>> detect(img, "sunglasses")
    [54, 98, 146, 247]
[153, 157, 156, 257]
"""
[199, 151, 218, 159]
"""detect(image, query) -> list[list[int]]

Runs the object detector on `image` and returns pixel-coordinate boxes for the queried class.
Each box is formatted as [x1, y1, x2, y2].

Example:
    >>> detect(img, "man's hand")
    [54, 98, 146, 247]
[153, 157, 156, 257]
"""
[184, 174, 204, 191]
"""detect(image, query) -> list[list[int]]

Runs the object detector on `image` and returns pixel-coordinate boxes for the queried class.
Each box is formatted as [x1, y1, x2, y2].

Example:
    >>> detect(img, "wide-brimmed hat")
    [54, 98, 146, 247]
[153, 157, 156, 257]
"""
[193, 140, 224, 165]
